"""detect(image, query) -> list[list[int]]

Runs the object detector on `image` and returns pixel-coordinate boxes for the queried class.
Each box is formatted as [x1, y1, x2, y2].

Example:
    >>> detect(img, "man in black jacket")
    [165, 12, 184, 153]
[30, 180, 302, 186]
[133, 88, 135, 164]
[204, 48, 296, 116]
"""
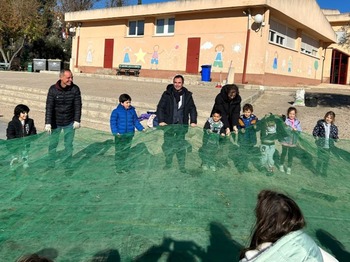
[156, 75, 197, 172]
[45, 69, 82, 168]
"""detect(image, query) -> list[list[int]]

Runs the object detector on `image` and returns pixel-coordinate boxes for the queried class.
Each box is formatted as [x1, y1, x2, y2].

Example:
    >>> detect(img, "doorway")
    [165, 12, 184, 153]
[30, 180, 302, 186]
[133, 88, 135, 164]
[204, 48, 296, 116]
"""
[104, 39, 114, 68]
[330, 49, 349, 85]
[186, 38, 201, 74]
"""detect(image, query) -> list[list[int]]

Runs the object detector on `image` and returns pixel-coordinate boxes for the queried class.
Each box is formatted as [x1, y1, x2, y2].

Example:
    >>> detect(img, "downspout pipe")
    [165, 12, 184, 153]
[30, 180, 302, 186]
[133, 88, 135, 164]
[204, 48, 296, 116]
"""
[242, 11, 251, 84]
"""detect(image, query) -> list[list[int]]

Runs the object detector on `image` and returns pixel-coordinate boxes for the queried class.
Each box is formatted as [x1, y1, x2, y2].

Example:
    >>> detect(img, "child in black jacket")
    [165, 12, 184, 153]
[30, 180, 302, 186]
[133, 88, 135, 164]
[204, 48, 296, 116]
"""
[312, 111, 338, 176]
[6, 104, 37, 168]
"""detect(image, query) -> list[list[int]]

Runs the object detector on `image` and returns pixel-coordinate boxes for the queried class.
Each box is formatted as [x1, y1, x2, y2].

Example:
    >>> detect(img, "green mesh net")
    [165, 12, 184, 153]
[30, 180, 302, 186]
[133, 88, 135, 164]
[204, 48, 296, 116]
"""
[0, 115, 349, 261]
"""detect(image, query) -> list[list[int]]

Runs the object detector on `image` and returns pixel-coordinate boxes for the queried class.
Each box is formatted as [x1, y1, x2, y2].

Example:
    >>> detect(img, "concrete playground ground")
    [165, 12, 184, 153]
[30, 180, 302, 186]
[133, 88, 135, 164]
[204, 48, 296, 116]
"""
[0, 71, 349, 261]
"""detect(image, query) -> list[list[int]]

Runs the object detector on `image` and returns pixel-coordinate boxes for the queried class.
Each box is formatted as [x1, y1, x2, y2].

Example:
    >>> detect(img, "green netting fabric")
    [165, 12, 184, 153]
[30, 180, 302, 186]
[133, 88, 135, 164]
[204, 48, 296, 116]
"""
[0, 115, 349, 261]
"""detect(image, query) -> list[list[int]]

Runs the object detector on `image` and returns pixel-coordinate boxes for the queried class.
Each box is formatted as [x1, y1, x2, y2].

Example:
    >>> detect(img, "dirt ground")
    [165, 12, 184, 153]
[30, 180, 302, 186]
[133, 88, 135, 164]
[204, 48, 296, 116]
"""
[252, 87, 350, 139]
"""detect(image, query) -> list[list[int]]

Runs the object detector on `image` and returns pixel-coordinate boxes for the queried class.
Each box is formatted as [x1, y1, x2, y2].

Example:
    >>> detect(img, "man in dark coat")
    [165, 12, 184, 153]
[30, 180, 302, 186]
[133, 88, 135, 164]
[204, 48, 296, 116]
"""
[211, 84, 242, 136]
[156, 75, 197, 172]
[45, 69, 82, 168]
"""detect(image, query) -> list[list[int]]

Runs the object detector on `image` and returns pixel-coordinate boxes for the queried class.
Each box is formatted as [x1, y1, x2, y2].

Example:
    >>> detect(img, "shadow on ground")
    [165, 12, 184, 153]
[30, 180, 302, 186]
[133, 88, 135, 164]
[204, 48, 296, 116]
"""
[305, 92, 350, 108]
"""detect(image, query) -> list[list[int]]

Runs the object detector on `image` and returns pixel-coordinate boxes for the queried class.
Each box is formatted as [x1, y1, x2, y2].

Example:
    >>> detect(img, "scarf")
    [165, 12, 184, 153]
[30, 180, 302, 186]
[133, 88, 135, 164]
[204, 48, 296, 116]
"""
[173, 88, 184, 104]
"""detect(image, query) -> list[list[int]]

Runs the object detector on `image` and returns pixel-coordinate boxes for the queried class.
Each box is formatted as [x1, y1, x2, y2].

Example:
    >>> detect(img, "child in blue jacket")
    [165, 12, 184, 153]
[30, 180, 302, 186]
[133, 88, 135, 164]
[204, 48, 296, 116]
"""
[110, 93, 144, 173]
[236, 103, 258, 173]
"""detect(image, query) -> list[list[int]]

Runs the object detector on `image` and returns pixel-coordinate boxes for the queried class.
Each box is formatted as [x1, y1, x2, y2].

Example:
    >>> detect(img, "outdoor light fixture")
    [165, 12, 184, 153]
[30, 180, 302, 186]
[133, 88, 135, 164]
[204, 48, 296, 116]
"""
[242, 10, 265, 84]
[254, 14, 264, 24]
[253, 13, 265, 33]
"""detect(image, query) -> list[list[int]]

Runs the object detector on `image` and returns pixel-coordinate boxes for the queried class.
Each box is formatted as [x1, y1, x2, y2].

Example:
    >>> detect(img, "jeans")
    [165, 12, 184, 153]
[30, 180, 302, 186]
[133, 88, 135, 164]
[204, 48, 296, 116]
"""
[48, 123, 75, 165]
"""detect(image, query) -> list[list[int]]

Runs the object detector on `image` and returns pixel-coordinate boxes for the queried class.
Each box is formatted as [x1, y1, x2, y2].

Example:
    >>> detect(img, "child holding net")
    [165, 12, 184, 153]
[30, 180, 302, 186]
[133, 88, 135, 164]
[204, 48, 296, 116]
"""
[279, 107, 302, 175]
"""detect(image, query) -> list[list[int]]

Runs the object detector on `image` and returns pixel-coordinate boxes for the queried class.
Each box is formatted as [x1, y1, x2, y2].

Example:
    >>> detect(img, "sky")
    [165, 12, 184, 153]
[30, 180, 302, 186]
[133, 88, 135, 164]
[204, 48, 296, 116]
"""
[94, 0, 350, 13]
[316, 0, 350, 13]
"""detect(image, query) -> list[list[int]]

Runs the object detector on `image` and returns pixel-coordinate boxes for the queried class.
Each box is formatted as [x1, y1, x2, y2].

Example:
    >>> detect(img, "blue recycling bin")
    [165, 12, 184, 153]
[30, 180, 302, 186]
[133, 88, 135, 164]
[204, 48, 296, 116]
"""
[201, 65, 212, 82]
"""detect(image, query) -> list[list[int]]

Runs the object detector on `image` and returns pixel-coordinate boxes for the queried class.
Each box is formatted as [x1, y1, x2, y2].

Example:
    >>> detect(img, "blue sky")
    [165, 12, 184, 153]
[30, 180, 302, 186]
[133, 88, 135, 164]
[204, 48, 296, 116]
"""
[316, 0, 350, 13]
[95, 0, 350, 13]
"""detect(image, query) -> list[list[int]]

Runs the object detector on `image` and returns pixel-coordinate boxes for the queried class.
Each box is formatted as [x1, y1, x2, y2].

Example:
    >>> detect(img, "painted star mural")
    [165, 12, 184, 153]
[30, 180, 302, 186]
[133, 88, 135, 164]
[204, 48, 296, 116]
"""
[135, 48, 147, 63]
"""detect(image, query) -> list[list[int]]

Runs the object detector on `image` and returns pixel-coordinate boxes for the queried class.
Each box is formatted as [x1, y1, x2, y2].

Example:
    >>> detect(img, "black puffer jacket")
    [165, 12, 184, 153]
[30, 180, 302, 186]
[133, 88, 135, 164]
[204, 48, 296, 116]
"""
[156, 84, 197, 125]
[211, 85, 242, 130]
[45, 80, 82, 128]
[312, 119, 339, 148]
[6, 116, 37, 140]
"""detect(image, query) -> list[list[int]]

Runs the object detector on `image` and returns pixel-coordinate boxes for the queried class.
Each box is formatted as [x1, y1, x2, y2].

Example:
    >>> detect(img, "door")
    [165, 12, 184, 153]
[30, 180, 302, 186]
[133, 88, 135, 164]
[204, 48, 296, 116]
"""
[104, 39, 114, 68]
[186, 38, 200, 74]
[330, 49, 349, 85]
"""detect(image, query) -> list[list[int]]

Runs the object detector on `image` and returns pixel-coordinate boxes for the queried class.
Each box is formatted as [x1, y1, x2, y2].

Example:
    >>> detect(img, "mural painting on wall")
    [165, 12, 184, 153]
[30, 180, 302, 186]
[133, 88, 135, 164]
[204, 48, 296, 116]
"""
[288, 56, 293, 73]
[308, 65, 312, 76]
[297, 60, 302, 73]
[161, 44, 180, 68]
[314, 60, 319, 79]
[123, 47, 132, 63]
[213, 44, 224, 68]
[282, 59, 286, 71]
[201, 42, 214, 50]
[86, 43, 94, 63]
[272, 51, 278, 70]
[149, 45, 164, 70]
[232, 43, 242, 53]
[134, 48, 147, 64]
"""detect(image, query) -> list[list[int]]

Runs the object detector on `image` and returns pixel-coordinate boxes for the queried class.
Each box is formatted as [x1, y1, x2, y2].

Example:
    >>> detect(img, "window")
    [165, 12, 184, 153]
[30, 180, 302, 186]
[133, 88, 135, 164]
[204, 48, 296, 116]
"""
[269, 19, 296, 49]
[155, 18, 175, 35]
[128, 20, 144, 36]
[301, 34, 319, 56]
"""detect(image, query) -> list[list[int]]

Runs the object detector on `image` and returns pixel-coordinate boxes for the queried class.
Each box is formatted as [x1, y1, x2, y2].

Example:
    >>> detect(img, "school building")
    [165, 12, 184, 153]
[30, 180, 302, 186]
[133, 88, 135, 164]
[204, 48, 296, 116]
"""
[64, 0, 350, 86]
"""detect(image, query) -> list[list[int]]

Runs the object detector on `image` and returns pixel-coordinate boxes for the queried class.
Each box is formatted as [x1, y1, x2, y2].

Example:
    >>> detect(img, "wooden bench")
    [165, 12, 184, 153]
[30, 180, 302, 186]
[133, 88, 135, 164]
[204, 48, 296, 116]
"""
[116, 64, 141, 77]
[0, 62, 10, 70]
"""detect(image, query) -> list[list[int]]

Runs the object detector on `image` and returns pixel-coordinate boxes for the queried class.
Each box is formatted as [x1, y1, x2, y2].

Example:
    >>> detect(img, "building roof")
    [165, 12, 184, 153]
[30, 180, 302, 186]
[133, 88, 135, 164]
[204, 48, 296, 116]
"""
[65, 0, 336, 43]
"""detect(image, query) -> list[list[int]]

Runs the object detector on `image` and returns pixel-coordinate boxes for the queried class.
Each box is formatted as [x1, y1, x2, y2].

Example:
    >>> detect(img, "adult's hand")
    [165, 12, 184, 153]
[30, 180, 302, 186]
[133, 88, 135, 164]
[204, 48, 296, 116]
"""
[233, 125, 238, 134]
[45, 124, 52, 134]
[73, 121, 81, 129]
[159, 122, 167, 126]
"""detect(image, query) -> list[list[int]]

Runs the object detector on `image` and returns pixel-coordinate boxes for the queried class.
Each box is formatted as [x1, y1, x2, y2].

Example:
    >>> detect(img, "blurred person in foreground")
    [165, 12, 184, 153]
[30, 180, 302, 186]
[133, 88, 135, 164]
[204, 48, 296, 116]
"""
[240, 189, 338, 261]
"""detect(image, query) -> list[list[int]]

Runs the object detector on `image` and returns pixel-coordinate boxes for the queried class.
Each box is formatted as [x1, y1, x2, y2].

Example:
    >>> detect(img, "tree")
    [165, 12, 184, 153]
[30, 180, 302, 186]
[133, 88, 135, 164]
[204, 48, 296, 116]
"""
[0, 0, 44, 68]
[339, 23, 350, 50]
[57, 0, 100, 12]
[106, 0, 130, 8]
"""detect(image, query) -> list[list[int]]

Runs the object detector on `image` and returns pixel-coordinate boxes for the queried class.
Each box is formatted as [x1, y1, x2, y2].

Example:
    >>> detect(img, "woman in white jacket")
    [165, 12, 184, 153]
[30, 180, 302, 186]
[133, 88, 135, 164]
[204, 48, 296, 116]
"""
[240, 190, 338, 262]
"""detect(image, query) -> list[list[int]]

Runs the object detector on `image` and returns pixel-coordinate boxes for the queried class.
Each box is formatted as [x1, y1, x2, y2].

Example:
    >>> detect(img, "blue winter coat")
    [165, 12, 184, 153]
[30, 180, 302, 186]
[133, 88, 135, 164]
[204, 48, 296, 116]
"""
[110, 104, 144, 135]
[237, 114, 258, 146]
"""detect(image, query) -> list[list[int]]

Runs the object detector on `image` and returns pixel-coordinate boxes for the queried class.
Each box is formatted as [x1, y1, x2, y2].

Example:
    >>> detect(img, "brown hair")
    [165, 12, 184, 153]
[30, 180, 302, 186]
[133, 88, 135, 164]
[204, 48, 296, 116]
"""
[17, 254, 53, 262]
[287, 106, 297, 116]
[324, 111, 335, 124]
[241, 190, 305, 258]
[243, 103, 253, 112]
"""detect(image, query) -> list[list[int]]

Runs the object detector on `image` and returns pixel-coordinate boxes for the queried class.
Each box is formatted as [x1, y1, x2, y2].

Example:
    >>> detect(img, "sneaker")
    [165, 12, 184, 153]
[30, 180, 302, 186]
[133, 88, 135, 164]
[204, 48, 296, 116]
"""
[210, 166, 216, 172]
[286, 167, 291, 175]
[279, 165, 285, 172]
[202, 165, 209, 171]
